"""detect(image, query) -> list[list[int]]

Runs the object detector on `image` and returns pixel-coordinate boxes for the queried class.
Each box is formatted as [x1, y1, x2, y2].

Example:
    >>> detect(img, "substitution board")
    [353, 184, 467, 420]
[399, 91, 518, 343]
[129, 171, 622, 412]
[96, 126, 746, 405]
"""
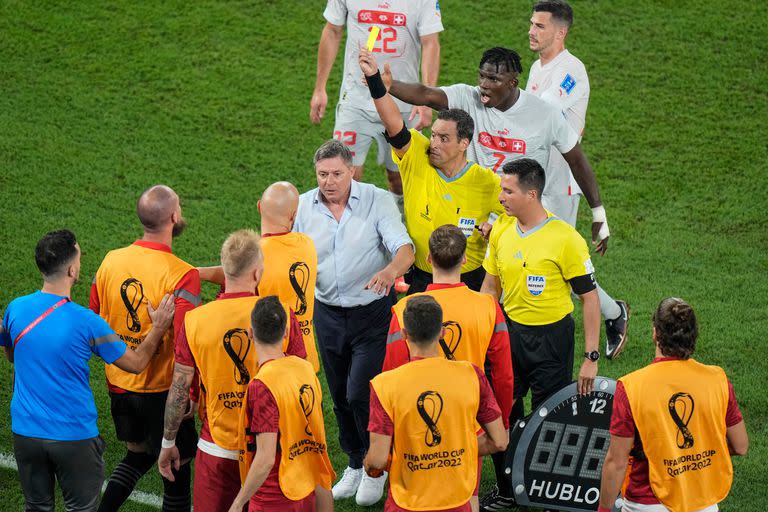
[504, 377, 621, 512]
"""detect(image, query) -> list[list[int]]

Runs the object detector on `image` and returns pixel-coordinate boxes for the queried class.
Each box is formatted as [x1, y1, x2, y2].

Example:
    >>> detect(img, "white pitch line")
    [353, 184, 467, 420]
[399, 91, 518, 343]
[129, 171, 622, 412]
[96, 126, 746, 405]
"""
[0, 451, 162, 508]
[0, 452, 17, 470]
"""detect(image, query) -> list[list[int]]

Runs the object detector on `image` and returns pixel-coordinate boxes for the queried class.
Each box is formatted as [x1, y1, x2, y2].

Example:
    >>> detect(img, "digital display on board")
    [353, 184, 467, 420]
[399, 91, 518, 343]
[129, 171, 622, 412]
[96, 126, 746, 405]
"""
[504, 377, 621, 512]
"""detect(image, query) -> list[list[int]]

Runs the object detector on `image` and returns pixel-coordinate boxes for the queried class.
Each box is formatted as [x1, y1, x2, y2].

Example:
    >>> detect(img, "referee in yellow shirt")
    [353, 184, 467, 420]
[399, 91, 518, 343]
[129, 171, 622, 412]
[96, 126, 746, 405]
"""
[479, 157, 601, 508]
[359, 48, 503, 294]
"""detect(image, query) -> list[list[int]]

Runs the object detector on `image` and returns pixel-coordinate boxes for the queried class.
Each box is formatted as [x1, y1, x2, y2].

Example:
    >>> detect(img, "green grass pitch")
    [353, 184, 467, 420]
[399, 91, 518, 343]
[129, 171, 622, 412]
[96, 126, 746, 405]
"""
[1, 1, 766, 510]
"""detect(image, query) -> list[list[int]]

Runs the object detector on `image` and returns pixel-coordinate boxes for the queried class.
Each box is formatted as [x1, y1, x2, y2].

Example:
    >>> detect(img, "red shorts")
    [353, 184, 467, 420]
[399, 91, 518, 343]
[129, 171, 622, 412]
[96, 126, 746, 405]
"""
[249, 491, 315, 512]
[193, 448, 243, 512]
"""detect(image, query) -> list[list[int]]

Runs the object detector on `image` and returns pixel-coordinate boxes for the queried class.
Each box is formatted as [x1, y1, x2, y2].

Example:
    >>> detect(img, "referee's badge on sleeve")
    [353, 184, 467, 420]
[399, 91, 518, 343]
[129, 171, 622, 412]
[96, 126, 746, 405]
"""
[527, 275, 546, 296]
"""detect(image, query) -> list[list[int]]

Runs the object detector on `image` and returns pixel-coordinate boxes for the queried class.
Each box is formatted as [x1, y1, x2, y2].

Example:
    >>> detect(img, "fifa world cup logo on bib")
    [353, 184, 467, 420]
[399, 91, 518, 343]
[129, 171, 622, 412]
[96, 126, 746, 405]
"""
[416, 391, 444, 447]
[439, 321, 462, 360]
[223, 328, 251, 385]
[120, 278, 144, 332]
[299, 384, 315, 436]
[289, 262, 310, 316]
[668, 392, 695, 449]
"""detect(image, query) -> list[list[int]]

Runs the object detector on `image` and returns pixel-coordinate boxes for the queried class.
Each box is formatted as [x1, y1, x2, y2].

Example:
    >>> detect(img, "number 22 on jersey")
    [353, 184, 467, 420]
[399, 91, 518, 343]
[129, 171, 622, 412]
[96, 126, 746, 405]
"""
[367, 26, 397, 54]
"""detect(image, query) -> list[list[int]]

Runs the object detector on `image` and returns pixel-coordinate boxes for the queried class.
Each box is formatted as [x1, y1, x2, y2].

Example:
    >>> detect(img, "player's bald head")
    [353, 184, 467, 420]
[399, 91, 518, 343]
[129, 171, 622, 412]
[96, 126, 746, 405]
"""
[137, 185, 179, 232]
[261, 181, 299, 218]
[260, 182, 299, 225]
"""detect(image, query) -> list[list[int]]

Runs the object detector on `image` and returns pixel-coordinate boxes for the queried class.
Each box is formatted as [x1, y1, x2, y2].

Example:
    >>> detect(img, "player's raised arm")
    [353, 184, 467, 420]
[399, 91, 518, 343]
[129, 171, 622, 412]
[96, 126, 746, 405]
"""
[311, 22, 344, 124]
[359, 48, 412, 157]
[386, 65, 448, 111]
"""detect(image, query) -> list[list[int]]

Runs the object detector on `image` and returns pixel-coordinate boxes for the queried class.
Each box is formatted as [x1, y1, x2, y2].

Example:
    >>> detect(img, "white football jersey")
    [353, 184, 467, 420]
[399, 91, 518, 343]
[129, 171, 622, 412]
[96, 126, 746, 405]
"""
[441, 85, 579, 197]
[324, 0, 444, 112]
[527, 49, 590, 196]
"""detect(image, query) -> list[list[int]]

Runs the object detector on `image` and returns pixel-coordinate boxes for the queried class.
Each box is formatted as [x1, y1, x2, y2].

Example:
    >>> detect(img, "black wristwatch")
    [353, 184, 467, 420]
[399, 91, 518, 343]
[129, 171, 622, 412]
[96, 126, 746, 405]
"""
[584, 350, 600, 362]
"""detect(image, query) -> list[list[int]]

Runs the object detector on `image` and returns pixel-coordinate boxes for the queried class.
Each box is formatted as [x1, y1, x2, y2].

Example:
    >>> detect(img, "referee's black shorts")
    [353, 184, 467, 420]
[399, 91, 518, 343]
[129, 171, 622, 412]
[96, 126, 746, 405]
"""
[508, 314, 575, 410]
[109, 390, 197, 459]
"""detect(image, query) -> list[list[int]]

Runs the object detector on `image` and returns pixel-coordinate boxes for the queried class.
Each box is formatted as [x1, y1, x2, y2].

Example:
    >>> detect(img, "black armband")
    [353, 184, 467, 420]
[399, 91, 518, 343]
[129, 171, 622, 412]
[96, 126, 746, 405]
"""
[384, 123, 412, 149]
[569, 273, 597, 295]
[366, 70, 387, 99]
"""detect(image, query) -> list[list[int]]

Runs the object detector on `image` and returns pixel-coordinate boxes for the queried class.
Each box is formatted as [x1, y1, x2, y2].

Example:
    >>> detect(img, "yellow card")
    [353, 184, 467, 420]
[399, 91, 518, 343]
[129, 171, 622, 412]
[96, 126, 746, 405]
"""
[366, 26, 380, 51]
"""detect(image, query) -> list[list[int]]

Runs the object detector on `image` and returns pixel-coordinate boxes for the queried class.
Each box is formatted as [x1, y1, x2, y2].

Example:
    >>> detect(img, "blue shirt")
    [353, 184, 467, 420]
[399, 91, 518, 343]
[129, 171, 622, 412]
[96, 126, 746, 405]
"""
[1, 291, 126, 441]
[294, 180, 413, 307]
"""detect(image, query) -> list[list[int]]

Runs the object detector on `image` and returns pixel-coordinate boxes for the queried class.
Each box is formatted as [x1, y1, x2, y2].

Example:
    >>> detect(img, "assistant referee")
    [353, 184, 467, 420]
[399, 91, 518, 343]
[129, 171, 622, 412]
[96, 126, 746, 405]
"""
[480, 158, 601, 507]
[359, 47, 503, 294]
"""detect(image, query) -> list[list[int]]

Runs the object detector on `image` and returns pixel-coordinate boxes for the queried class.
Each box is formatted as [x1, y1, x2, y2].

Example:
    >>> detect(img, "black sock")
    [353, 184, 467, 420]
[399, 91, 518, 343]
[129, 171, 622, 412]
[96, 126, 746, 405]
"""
[491, 450, 511, 496]
[161, 462, 191, 512]
[98, 450, 155, 512]
[491, 399, 526, 497]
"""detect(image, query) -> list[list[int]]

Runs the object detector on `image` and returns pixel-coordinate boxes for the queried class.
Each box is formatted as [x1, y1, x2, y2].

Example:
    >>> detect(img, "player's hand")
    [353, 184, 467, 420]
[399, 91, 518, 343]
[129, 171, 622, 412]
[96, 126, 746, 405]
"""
[409, 105, 433, 130]
[591, 221, 609, 255]
[358, 47, 379, 77]
[365, 465, 384, 478]
[366, 267, 396, 295]
[147, 294, 175, 332]
[182, 400, 198, 421]
[476, 222, 493, 240]
[382, 63, 393, 90]
[591, 206, 610, 255]
[310, 89, 328, 124]
[578, 360, 597, 395]
[158, 445, 181, 481]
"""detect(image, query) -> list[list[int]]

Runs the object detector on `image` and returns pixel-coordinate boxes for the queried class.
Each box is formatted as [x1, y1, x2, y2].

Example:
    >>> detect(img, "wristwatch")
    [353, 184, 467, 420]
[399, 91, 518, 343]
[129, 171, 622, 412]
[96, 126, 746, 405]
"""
[584, 350, 600, 362]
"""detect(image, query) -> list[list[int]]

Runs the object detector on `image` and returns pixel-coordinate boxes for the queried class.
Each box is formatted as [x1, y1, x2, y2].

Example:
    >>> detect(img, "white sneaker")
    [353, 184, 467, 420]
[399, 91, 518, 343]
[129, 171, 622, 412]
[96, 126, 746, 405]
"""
[355, 470, 387, 506]
[332, 466, 363, 500]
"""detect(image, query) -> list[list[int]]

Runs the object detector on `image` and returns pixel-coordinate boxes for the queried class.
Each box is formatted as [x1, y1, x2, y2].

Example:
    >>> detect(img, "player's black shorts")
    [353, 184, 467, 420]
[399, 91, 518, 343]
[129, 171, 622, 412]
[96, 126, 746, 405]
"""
[508, 314, 575, 409]
[109, 390, 197, 459]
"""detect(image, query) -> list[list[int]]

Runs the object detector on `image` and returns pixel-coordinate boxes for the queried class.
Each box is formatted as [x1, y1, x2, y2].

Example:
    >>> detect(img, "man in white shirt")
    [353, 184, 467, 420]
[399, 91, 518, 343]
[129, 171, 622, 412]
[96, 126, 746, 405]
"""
[310, 0, 443, 209]
[294, 139, 414, 506]
[526, 0, 629, 363]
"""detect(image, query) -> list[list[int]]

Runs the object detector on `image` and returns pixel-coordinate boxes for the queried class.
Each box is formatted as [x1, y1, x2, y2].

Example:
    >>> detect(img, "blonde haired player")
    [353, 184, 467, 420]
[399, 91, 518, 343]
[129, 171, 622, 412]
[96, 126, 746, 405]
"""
[158, 230, 306, 511]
